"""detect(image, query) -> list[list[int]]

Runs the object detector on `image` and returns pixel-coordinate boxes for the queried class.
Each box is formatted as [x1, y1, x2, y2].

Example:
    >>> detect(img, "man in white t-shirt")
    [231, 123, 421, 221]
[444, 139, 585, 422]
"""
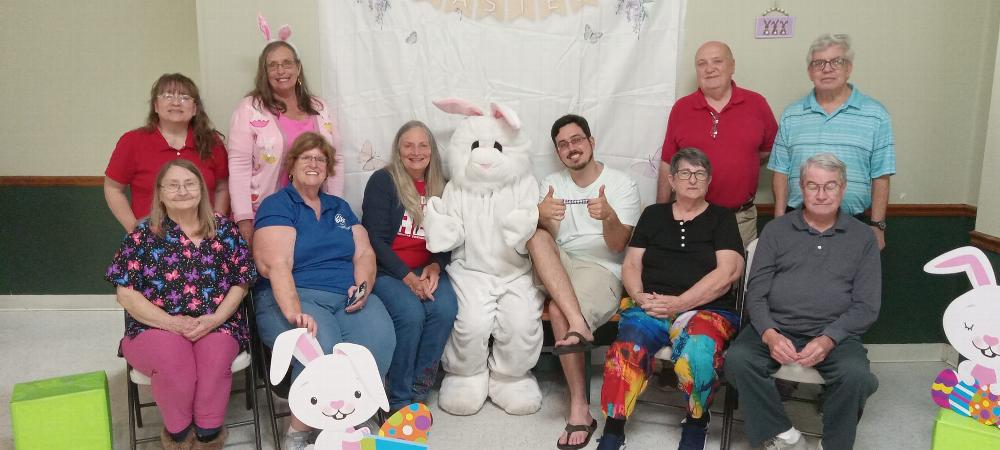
[526, 114, 641, 449]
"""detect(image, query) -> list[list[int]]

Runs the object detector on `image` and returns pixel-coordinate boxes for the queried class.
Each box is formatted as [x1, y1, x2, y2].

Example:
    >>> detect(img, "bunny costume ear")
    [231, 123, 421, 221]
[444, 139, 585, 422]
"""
[489, 102, 522, 130]
[332, 342, 390, 412]
[433, 98, 485, 117]
[270, 328, 324, 385]
[924, 246, 997, 287]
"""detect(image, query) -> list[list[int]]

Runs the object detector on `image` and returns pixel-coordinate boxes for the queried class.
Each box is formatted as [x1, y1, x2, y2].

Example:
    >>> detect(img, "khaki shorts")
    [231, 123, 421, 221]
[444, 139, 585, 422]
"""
[535, 248, 623, 331]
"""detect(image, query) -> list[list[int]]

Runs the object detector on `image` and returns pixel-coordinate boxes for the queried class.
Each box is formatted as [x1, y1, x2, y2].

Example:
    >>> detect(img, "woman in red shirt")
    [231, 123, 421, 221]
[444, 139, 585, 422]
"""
[105, 73, 230, 232]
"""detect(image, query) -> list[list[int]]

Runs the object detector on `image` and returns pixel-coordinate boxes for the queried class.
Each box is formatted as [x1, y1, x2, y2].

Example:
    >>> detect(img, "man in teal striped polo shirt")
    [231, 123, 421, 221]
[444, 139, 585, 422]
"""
[769, 33, 895, 249]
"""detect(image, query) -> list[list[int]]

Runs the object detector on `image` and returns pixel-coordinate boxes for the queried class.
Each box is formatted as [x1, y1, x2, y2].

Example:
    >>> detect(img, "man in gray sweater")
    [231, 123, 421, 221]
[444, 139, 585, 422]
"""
[725, 153, 881, 450]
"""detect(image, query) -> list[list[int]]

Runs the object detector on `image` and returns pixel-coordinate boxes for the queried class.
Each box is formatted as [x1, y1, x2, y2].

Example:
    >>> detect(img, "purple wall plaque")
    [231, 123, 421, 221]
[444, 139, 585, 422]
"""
[755, 16, 795, 39]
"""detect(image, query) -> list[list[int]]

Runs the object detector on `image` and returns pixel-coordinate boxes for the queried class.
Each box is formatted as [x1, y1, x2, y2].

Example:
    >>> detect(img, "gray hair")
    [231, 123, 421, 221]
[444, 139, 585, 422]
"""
[807, 33, 854, 64]
[799, 153, 847, 184]
[670, 147, 712, 177]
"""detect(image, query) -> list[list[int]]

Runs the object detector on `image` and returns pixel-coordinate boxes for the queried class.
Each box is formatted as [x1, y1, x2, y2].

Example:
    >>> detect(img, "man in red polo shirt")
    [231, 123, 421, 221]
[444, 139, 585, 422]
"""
[656, 41, 777, 245]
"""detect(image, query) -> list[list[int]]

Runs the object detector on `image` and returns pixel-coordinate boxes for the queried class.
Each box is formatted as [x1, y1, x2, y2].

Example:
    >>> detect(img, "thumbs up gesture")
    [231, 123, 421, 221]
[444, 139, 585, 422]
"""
[538, 186, 566, 222]
[587, 185, 615, 221]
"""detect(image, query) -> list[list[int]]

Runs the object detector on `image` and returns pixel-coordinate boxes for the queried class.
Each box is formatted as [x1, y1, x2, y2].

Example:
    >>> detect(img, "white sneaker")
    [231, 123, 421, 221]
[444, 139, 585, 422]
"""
[283, 428, 310, 450]
[762, 434, 807, 450]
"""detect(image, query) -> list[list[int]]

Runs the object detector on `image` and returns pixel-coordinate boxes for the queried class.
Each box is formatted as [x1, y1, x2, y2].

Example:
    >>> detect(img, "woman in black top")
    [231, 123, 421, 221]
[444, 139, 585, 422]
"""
[596, 148, 745, 450]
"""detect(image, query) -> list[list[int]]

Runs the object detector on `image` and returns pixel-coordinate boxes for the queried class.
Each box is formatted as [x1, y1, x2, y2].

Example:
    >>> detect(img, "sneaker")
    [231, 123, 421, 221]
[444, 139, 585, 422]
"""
[283, 428, 310, 450]
[762, 434, 808, 450]
[678, 413, 709, 450]
[596, 432, 626, 450]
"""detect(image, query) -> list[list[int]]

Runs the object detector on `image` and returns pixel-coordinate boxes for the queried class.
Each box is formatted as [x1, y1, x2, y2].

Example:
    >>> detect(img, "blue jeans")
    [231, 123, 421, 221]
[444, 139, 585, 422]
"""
[375, 269, 458, 409]
[255, 287, 396, 382]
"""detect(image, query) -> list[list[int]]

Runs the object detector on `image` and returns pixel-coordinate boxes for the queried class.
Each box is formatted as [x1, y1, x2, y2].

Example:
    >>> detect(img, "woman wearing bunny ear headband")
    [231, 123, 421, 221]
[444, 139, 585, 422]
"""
[228, 14, 344, 248]
[253, 132, 395, 450]
[107, 159, 256, 450]
[105, 73, 230, 233]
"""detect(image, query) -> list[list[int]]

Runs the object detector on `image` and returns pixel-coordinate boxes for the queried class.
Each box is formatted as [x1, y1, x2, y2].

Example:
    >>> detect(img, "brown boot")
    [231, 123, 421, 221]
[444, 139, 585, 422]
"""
[160, 428, 195, 450]
[191, 428, 228, 450]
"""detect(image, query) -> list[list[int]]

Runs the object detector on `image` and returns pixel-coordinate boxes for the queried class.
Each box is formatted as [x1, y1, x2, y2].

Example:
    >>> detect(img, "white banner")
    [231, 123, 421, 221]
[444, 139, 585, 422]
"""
[319, 0, 686, 211]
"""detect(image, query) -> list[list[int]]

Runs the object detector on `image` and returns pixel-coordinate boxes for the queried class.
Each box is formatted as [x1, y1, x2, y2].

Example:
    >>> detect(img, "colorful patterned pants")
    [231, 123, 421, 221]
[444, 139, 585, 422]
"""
[601, 305, 737, 420]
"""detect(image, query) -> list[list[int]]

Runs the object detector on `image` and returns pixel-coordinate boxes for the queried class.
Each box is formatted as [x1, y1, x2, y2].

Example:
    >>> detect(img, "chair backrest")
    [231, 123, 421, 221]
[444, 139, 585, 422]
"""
[733, 238, 758, 325]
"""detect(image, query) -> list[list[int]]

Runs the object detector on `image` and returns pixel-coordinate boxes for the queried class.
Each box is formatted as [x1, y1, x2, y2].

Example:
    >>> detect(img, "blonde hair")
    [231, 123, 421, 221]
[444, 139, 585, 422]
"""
[149, 159, 217, 239]
[387, 121, 445, 228]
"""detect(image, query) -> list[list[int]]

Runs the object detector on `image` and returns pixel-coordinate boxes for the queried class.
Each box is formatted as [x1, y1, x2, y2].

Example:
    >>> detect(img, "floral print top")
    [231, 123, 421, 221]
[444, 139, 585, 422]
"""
[105, 214, 257, 351]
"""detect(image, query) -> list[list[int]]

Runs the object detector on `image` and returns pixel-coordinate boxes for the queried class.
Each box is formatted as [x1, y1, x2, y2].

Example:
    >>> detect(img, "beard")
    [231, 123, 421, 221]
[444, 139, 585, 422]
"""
[563, 149, 593, 171]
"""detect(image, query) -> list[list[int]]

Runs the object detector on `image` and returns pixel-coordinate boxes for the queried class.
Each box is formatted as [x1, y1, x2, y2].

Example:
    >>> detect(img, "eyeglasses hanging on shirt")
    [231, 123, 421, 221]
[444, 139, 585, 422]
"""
[709, 111, 719, 139]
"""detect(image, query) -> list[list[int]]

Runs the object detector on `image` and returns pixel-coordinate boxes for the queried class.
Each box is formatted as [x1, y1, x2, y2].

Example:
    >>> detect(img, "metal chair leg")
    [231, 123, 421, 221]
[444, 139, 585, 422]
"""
[127, 366, 138, 450]
[720, 383, 737, 450]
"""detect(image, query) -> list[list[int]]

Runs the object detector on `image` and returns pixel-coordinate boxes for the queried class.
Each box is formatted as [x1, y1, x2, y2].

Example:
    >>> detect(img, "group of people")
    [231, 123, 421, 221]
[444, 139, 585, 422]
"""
[102, 31, 890, 450]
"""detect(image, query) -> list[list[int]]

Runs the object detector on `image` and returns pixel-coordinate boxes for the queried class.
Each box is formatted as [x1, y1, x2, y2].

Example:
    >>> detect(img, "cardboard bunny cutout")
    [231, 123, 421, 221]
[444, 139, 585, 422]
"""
[422, 98, 544, 416]
[926, 246, 1000, 427]
[270, 329, 389, 448]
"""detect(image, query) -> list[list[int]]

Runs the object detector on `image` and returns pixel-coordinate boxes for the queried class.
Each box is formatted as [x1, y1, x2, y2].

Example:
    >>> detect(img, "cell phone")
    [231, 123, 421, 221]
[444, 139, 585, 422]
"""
[346, 281, 367, 308]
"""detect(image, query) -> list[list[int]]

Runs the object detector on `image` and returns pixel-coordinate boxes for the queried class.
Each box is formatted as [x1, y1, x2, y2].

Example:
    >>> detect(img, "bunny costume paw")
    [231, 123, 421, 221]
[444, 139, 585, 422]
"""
[438, 371, 489, 416]
[488, 371, 542, 415]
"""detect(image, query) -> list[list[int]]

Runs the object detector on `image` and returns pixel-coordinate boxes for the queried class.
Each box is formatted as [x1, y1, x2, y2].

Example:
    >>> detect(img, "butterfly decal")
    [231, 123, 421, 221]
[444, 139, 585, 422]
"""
[359, 140, 387, 171]
[152, 298, 165, 307]
[179, 235, 192, 247]
[188, 298, 202, 310]
[151, 248, 164, 261]
[150, 279, 165, 291]
[127, 260, 141, 271]
[165, 270, 181, 281]
[200, 254, 215, 265]
[213, 294, 225, 305]
[211, 241, 223, 252]
[107, 264, 121, 276]
[184, 268, 200, 282]
[219, 279, 231, 292]
[164, 253, 180, 265]
[142, 266, 156, 278]
[182, 249, 193, 259]
[122, 246, 135, 257]
[201, 268, 217, 282]
[183, 284, 197, 295]
[112, 273, 129, 286]
[166, 290, 182, 303]
[223, 236, 236, 251]
[584, 24, 604, 44]
[629, 148, 663, 178]
[143, 287, 155, 298]
[165, 233, 179, 244]
[201, 287, 214, 301]
[406, 31, 418, 44]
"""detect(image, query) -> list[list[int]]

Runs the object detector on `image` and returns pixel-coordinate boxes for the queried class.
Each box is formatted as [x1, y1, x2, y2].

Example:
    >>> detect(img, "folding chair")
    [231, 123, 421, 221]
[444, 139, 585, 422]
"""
[125, 302, 262, 449]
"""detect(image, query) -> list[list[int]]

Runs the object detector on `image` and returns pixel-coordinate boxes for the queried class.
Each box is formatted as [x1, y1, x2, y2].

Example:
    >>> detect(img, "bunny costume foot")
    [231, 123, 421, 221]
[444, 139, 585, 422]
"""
[438, 371, 489, 416]
[489, 371, 543, 415]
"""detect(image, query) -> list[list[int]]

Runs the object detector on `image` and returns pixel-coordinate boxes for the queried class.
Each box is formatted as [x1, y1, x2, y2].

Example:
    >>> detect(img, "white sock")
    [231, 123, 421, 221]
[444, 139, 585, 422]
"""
[775, 427, 802, 444]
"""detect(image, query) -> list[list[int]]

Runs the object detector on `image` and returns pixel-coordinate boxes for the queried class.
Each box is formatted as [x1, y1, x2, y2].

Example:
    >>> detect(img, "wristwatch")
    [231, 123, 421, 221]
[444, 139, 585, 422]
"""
[868, 219, 887, 231]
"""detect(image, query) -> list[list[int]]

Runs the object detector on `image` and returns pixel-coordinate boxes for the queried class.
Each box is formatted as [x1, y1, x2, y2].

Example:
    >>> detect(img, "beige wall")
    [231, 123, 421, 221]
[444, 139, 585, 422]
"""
[0, 1, 200, 176]
[4, 0, 999, 217]
[976, 26, 1000, 237]
[680, 0, 1000, 206]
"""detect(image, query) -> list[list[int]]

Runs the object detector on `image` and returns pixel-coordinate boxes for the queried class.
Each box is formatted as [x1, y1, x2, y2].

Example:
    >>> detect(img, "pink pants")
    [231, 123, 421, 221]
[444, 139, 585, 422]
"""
[122, 329, 238, 432]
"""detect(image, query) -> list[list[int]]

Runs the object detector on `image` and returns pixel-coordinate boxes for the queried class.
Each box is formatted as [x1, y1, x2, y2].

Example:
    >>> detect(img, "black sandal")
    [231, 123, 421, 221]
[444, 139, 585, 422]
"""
[556, 418, 598, 450]
[552, 331, 595, 356]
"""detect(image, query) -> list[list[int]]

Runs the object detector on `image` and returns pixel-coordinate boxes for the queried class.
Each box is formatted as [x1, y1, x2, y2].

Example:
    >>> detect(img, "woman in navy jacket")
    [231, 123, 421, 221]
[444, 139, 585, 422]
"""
[362, 120, 458, 414]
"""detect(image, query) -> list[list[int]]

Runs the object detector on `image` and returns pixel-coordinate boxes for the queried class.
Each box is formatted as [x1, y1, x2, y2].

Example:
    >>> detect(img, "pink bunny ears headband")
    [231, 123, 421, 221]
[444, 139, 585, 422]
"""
[258, 13, 294, 49]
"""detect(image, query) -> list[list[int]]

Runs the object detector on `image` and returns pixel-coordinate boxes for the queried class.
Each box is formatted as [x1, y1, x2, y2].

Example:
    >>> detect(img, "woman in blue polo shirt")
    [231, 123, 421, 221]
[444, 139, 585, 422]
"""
[252, 132, 395, 450]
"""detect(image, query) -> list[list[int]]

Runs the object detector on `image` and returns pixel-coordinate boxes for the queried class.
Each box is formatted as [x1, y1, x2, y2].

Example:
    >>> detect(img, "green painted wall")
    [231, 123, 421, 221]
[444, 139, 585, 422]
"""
[0, 187, 984, 344]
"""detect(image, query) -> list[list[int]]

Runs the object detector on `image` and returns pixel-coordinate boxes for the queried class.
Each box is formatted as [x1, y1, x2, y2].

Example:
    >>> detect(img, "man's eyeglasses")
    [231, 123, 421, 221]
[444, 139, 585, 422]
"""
[675, 170, 709, 181]
[160, 181, 199, 193]
[298, 155, 327, 164]
[556, 135, 589, 151]
[808, 57, 849, 71]
[804, 181, 842, 194]
[157, 93, 193, 104]
[267, 60, 298, 72]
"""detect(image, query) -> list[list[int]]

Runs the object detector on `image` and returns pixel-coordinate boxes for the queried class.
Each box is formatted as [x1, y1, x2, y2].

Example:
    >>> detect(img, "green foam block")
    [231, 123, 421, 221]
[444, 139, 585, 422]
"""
[932, 408, 1000, 450]
[10, 370, 112, 450]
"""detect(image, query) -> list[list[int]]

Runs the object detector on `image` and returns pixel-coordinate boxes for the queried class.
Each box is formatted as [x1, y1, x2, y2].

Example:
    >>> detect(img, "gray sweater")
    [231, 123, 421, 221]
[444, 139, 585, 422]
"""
[746, 210, 881, 343]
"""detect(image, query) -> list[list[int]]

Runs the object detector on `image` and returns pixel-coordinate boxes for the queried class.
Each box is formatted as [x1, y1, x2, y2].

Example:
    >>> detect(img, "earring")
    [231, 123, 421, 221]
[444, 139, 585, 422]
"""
[297, 77, 302, 86]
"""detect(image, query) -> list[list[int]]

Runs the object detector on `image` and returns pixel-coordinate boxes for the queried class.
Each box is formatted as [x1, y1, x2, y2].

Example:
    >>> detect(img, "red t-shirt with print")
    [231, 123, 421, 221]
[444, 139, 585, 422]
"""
[390, 180, 432, 270]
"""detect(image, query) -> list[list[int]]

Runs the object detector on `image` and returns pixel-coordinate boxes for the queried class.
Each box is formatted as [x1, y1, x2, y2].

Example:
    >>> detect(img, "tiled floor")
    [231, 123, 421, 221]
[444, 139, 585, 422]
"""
[1, 296, 945, 449]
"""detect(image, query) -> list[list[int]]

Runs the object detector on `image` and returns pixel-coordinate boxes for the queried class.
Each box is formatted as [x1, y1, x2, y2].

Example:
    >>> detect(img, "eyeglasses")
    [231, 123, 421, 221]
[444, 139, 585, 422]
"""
[709, 111, 719, 139]
[808, 57, 849, 71]
[267, 59, 298, 72]
[160, 181, 199, 193]
[804, 181, 842, 194]
[298, 155, 327, 164]
[675, 170, 709, 181]
[556, 135, 589, 151]
[157, 93, 193, 104]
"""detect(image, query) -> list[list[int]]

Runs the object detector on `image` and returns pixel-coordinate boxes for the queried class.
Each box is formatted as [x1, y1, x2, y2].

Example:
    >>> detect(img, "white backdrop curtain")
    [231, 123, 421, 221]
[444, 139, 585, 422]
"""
[319, 0, 687, 211]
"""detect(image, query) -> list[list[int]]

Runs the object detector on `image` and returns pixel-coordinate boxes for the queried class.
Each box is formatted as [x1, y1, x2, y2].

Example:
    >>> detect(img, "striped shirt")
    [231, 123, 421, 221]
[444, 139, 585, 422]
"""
[768, 85, 895, 215]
